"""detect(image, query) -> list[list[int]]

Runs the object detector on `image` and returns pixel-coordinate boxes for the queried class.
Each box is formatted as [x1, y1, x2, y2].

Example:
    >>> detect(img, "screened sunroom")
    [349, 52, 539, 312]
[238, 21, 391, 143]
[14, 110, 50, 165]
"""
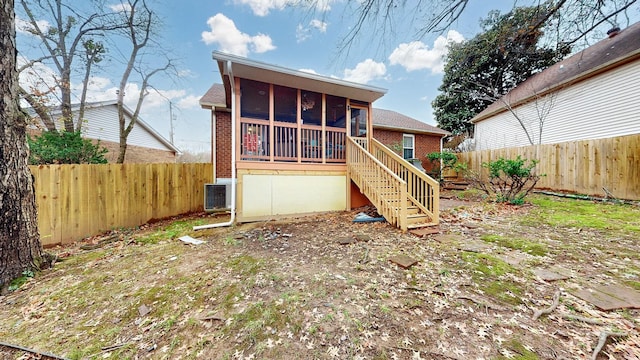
[238, 78, 371, 165]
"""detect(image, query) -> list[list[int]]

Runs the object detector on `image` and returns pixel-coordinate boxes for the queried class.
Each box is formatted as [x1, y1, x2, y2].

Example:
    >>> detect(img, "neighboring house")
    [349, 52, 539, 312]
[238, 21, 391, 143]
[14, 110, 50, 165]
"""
[199, 51, 442, 230]
[29, 100, 180, 163]
[471, 22, 640, 151]
[372, 108, 450, 173]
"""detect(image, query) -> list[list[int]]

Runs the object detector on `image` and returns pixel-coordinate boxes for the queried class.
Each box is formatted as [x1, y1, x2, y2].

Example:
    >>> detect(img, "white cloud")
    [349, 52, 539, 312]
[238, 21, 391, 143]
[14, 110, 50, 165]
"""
[234, 0, 288, 16]
[310, 19, 328, 33]
[177, 95, 201, 109]
[18, 56, 58, 98]
[16, 16, 50, 35]
[201, 13, 275, 56]
[234, 0, 335, 16]
[343, 59, 386, 84]
[388, 30, 464, 74]
[296, 19, 328, 43]
[296, 24, 310, 43]
[298, 68, 318, 74]
[108, 3, 131, 12]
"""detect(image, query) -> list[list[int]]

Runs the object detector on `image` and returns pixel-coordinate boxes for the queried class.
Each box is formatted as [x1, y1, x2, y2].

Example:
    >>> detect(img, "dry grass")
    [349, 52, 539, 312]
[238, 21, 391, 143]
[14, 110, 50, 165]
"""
[0, 195, 639, 359]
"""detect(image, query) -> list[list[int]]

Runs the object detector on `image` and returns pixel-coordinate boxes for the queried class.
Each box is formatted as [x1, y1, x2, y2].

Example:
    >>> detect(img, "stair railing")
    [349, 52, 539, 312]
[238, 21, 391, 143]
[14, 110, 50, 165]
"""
[370, 138, 439, 225]
[347, 137, 408, 231]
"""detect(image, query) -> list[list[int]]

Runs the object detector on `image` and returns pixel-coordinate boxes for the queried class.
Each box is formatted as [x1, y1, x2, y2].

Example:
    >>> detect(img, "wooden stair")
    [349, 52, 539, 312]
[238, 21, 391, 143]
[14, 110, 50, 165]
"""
[347, 137, 440, 231]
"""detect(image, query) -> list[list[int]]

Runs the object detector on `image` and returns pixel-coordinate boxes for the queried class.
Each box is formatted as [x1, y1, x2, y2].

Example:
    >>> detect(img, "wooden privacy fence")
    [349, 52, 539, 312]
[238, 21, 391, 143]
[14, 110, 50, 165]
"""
[457, 134, 640, 201]
[30, 163, 213, 246]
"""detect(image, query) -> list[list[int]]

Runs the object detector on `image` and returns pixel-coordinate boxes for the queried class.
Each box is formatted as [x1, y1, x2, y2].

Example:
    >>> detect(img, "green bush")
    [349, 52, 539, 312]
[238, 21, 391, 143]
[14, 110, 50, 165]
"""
[466, 156, 542, 204]
[426, 150, 464, 181]
[28, 130, 108, 165]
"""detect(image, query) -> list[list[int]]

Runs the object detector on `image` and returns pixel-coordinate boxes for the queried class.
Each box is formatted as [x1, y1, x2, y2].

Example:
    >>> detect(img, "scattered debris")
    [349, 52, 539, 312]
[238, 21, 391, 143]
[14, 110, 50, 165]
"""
[0, 341, 68, 360]
[199, 314, 226, 322]
[101, 343, 131, 352]
[359, 246, 370, 264]
[353, 212, 385, 223]
[591, 331, 628, 360]
[178, 235, 206, 245]
[561, 314, 604, 325]
[138, 304, 151, 317]
[532, 290, 560, 320]
[389, 255, 418, 269]
[456, 295, 507, 312]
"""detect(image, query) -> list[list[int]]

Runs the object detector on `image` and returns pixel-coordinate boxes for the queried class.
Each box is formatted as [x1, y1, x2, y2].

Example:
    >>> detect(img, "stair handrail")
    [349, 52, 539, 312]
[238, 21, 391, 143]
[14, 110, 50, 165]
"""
[370, 138, 439, 224]
[347, 137, 408, 230]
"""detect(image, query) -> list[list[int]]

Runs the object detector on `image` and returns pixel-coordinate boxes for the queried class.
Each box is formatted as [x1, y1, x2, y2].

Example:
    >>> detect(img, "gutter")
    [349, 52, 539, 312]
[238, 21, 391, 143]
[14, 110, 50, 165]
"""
[194, 59, 237, 230]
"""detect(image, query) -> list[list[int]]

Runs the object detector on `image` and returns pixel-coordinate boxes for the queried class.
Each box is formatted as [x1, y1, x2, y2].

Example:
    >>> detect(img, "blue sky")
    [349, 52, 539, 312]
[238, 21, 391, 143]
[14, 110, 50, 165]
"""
[16, 0, 637, 153]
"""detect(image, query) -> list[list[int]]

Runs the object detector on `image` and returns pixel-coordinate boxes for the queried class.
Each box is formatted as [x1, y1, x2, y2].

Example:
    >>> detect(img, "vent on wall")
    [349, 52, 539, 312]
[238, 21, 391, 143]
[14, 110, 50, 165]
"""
[204, 183, 230, 211]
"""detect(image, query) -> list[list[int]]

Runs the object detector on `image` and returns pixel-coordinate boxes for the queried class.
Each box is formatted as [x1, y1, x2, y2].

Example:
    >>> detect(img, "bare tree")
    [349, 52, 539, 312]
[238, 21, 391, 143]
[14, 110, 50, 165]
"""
[494, 90, 557, 146]
[0, 0, 47, 291]
[113, 0, 174, 163]
[17, 0, 126, 131]
[309, 0, 638, 56]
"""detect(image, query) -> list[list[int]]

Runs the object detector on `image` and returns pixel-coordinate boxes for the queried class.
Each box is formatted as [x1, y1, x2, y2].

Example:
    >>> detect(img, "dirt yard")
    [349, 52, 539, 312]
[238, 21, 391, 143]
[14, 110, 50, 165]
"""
[1, 192, 639, 359]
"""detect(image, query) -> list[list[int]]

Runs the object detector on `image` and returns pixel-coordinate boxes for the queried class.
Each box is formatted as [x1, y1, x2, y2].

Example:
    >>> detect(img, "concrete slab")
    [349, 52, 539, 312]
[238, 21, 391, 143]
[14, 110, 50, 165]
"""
[389, 255, 418, 269]
[496, 251, 529, 266]
[432, 234, 461, 243]
[337, 237, 356, 245]
[594, 284, 640, 308]
[355, 234, 372, 242]
[410, 227, 440, 237]
[572, 284, 640, 310]
[533, 268, 571, 281]
[459, 241, 492, 253]
[534, 266, 573, 281]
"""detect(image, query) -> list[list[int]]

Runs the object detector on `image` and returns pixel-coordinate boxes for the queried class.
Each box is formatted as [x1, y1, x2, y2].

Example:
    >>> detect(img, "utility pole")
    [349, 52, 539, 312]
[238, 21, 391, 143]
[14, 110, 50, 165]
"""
[169, 101, 175, 144]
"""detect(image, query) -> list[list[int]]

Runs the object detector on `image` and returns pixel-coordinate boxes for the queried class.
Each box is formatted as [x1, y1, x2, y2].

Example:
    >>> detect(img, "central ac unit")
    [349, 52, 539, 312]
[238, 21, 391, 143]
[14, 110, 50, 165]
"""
[204, 183, 231, 211]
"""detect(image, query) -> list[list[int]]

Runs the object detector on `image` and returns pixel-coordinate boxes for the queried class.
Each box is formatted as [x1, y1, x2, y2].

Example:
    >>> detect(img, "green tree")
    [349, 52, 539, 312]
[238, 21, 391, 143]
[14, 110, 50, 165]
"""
[28, 130, 108, 165]
[432, 6, 572, 135]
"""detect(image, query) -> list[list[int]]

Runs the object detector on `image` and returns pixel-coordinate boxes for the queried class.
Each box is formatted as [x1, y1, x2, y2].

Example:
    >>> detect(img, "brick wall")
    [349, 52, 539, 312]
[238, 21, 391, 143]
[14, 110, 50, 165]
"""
[373, 128, 442, 172]
[100, 141, 176, 163]
[215, 110, 232, 178]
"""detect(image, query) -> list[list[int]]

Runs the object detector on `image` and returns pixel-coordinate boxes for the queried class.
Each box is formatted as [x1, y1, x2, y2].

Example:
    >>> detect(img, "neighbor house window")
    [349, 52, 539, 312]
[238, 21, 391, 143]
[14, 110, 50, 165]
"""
[403, 134, 415, 159]
[240, 79, 269, 120]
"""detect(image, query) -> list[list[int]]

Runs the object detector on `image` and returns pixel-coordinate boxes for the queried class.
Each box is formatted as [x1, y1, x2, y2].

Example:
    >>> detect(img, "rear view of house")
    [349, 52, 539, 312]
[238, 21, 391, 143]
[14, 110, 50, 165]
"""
[200, 51, 441, 230]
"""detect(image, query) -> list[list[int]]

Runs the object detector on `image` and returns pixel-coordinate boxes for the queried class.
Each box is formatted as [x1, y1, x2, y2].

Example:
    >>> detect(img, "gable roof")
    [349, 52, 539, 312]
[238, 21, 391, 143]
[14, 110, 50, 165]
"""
[211, 51, 387, 106]
[373, 108, 450, 136]
[200, 83, 227, 110]
[472, 21, 640, 123]
[30, 100, 181, 154]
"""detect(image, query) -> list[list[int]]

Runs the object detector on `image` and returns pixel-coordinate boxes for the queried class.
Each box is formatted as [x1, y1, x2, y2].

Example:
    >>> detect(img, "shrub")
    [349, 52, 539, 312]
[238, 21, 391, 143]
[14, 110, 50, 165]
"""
[426, 150, 464, 181]
[466, 156, 542, 204]
[28, 130, 108, 165]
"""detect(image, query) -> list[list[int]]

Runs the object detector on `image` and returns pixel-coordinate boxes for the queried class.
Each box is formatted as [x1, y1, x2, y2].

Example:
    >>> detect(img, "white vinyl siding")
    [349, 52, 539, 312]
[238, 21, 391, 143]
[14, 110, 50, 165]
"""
[59, 104, 171, 151]
[474, 60, 640, 150]
[402, 134, 415, 159]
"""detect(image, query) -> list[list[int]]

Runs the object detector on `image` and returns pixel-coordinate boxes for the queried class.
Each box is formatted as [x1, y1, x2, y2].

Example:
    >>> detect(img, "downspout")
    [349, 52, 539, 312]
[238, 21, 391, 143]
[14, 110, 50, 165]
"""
[194, 59, 237, 230]
[440, 136, 444, 177]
